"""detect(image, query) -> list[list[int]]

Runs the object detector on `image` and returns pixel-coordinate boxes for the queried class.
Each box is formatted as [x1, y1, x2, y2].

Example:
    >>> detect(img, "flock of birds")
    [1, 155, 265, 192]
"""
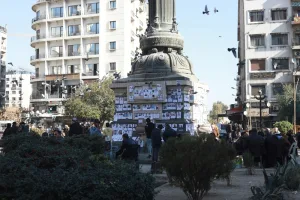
[202, 5, 238, 59]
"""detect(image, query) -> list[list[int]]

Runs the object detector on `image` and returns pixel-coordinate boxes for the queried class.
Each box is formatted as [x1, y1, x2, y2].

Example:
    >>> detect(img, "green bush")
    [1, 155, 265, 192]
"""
[160, 135, 236, 200]
[274, 121, 293, 135]
[0, 134, 155, 200]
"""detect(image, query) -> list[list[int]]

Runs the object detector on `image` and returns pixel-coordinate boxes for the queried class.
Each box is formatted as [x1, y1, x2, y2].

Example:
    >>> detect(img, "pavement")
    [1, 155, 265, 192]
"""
[137, 152, 300, 200]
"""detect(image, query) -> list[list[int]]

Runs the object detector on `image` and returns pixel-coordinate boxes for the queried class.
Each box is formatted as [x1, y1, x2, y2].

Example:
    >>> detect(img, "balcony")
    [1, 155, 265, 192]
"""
[30, 54, 45, 62]
[87, 51, 99, 55]
[31, 34, 46, 43]
[45, 73, 80, 81]
[1, 46, 6, 52]
[131, 31, 135, 41]
[51, 34, 63, 38]
[68, 11, 81, 17]
[68, 32, 81, 37]
[292, 40, 300, 49]
[131, 11, 135, 21]
[68, 52, 81, 57]
[86, 9, 99, 15]
[50, 53, 63, 58]
[32, 15, 46, 24]
[0, 60, 5, 66]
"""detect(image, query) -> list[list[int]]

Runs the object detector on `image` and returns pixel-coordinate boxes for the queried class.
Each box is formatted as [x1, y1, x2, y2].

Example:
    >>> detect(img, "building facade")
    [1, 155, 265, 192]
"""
[237, 0, 294, 128]
[0, 25, 7, 108]
[5, 71, 32, 110]
[30, 0, 148, 115]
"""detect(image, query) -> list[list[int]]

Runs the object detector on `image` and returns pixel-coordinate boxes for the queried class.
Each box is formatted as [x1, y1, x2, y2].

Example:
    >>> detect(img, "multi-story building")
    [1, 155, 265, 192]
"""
[0, 25, 7, 108]
[237, 0, 293, 128]
[30, 0, 148, 116]
[5, 71, 32, 109]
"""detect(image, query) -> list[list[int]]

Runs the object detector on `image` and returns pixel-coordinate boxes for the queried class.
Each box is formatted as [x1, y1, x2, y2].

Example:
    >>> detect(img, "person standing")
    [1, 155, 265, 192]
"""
[2, 123, 11, 138]
[247, 129, 265, 166]
[151, 124, 163, 163]
[89, 119, 102, 136]
[103, 122, 113, 152]
[69, 118, 83, 136]
[145, 118, 155, 159]
[163, 124, 177, 143]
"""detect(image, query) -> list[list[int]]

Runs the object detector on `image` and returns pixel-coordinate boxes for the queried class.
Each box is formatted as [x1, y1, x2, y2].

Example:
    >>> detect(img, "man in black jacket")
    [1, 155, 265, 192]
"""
[69, 118, 83, 136]
[163, 124, 177, 143]
[151, 124, 163, 162]
[145, 118, 155, 158]
[116, 134, 138, 161]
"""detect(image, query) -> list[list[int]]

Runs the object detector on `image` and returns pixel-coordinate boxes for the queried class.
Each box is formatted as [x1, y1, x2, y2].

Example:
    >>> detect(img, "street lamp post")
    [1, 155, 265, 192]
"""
[255, 89, 267, 130]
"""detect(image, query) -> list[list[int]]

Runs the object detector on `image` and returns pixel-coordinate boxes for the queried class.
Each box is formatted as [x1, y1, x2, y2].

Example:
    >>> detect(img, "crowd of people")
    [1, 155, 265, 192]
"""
[197, 123, 300, 168]
[2, 121, 30, 138]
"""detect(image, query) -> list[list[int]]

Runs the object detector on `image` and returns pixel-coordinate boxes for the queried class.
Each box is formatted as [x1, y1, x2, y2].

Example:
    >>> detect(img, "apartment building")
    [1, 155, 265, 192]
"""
[30, 0, 148, 115]
[0, 26, 7, 108]
[5, 71, 32, 109]
[237, 0, 293, 128]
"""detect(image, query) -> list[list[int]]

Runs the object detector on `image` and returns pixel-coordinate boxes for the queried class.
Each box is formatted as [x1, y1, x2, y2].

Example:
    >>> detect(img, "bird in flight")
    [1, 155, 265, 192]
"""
[228, 48, 237, 58]
[203, 5, 209, 15]
[214, 7, 219, 13]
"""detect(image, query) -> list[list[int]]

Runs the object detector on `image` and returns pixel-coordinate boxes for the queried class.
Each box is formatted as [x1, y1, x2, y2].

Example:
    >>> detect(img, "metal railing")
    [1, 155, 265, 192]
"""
[68, 52, 81, 56]
[50, 53, 63, 58]
[31, 34, 46, 42]
[86, 9, 99, 14]
[32, 15, 46, 23]
[30, 54, 45, 61]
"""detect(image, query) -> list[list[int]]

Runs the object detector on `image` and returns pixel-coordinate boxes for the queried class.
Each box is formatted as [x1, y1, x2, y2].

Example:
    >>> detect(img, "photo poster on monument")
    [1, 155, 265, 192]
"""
[133, 104, 161, 120]
[127, 82, 165, 102]
[112, 123, 138, 141]
[114, 96, 133, 121]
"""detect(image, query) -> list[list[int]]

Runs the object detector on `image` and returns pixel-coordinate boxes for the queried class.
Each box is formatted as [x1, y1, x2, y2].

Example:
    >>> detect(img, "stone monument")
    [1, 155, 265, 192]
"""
[111, 0, 200, 141]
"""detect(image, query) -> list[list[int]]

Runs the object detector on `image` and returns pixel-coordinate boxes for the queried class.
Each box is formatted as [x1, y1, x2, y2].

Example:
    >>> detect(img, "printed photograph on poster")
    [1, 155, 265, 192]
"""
[184, 95, 190, 102]
[120, 97, 124, 104]
[184, 103, 190, 110]
[178, 95, 183, 102]
[129, 86, 134, 92]
[178, 124, 184, 132]
[115, 97, 120, 104]
[177, 103, 183, 110]
[177, 111, 182, 119]
[167, 95, 172, 102]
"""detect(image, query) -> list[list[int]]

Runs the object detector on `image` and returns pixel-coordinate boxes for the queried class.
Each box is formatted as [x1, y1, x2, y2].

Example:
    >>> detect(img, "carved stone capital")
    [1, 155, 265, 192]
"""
[140, 35, 184, 51]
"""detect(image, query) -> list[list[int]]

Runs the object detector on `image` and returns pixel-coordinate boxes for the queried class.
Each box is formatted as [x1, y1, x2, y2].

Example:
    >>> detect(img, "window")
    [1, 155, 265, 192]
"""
[272, 83, 284, 96]
[12, 78, 16, 81]
[5, 91, 8, 95]
[6, 78, 9, 81]
[86, 23, 99, 34]
[68, 44, 81, 56]
[250, 35, 265, 47]
[35, 68, 39, 78]
[50, 66, 62, 75]
[250, 59, 265, 71]
[272, 58, 289, 70]
[68, 5, 81, 16]
[109, 41, 116, 50]
[51, 26, 63, 37]
[6, 84, 9, 88]
[86, 43, 99, 55]
[271, 33, 288, 45]
[12, 97, 16, 101]
[110, 1, 116, 9]
[67, 65, 80, 74]
[19, 84, 22, 88]
[110, 21, 116, 29]
[295, 34, 300, 45]
[51, 7, 63, 18]
[87, 2, 99, 14]
[68, 25, 81, 36]
[50, 46, 63, 57]
[85, 64, 98, 76]
[271, 9, 287, 21]
[12, 91, 16, 94]
[249, 10, 264, 22]
[251, 85, 266, 96]
[110, 62, 116, 71]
